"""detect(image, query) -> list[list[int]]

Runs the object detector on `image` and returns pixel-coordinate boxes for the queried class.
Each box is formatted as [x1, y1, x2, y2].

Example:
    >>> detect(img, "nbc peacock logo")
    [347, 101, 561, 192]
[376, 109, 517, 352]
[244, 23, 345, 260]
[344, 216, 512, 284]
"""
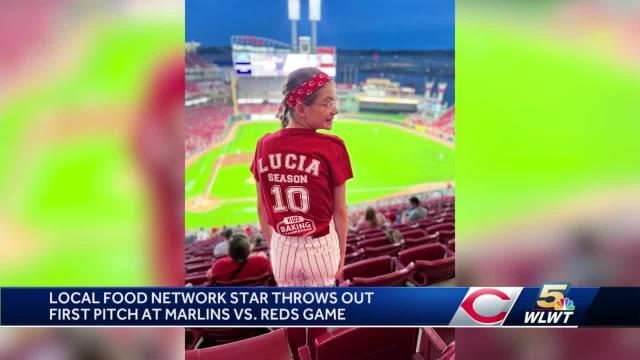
[554, 297, 576, 311]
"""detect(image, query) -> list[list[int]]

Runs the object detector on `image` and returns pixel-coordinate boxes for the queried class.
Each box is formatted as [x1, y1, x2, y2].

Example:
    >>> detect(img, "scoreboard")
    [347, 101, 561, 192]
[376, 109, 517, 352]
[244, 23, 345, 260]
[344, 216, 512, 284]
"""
[233, 47, 336, 77]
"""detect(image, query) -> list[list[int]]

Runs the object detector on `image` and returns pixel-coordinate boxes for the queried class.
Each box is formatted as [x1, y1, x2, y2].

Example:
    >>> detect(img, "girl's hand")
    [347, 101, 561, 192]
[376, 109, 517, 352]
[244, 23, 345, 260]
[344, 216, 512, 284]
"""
[335, 264, 344, 282]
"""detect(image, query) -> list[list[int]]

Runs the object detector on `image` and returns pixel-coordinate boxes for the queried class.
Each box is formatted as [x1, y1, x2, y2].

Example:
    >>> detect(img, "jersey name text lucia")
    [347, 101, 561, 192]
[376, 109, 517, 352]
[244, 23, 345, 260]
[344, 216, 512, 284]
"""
[258, 153, 321, 184]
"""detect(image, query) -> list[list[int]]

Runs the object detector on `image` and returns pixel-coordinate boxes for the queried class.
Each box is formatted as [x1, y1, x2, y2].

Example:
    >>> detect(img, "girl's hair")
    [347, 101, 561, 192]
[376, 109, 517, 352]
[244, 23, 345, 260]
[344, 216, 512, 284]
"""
[228, 232, 250, 261]
[280, 67, 325, 128]
[364, 207, 379, 228]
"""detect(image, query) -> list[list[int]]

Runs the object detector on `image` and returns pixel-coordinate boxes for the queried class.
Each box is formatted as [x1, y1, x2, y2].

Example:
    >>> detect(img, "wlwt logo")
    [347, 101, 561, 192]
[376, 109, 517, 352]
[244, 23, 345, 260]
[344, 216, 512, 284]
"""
[524, 283, 575, 325]
[449, 288, 522, 326]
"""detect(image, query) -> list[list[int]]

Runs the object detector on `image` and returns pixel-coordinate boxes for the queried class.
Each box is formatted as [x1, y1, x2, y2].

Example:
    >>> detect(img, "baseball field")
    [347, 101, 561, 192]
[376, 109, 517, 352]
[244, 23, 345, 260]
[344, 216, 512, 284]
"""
[185, 117, 455, 229]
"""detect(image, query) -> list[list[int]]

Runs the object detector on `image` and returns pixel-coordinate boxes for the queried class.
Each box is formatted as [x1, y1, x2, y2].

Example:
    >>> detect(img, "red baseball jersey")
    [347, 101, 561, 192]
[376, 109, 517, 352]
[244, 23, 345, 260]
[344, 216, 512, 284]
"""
[250, 128, 353, 238]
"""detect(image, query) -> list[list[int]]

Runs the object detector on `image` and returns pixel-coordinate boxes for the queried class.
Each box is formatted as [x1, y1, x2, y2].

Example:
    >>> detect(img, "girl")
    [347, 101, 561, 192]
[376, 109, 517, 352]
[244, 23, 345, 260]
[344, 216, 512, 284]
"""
[250, 67, 352, 286]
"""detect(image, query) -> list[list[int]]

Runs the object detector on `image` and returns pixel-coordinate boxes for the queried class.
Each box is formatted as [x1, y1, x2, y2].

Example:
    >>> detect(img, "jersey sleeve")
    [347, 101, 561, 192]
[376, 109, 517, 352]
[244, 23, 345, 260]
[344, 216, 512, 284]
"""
[330, 137, 353, 187]
[250, 137, 262, 182]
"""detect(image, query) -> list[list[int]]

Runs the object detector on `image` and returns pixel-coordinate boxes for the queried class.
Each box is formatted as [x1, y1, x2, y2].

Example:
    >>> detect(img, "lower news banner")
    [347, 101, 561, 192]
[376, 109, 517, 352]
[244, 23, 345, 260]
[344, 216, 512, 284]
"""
[0, 286, 637, 327]
[0, 287, 465, 326]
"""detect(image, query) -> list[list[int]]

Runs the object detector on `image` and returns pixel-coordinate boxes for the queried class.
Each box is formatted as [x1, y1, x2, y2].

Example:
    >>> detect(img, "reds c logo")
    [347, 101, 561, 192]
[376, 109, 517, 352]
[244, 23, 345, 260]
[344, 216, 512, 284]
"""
[449, 287, 522, 326]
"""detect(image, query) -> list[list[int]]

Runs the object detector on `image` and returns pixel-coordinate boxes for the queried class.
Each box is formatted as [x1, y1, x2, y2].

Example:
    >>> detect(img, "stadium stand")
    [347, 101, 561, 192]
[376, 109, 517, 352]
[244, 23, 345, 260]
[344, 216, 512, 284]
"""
[185, 104, 233, 154]
[185, 328, 286, 359]
[185, 326, 455, 359]
[186, 49, 211, 70]
[236, 76, 284, 102]
[430, 106, 454, 134]
[185, 194, 455, 288]
[237, 103, 279, 114]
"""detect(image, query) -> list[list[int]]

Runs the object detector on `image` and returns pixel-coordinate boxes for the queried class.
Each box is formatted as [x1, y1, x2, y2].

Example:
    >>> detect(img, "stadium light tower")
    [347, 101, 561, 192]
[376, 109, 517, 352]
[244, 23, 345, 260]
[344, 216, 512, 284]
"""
[309, 0, 321, 53]
[288, 0, 300, 52]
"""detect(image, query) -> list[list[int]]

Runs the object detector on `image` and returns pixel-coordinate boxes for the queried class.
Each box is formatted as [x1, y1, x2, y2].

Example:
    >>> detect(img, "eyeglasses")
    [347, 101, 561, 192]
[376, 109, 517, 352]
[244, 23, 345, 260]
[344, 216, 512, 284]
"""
[312, 99, 338, 109]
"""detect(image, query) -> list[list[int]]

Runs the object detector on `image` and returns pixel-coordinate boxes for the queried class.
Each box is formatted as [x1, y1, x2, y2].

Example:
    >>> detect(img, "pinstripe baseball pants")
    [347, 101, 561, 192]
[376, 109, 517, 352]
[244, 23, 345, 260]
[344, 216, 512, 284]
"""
[269, 221, 340, 287]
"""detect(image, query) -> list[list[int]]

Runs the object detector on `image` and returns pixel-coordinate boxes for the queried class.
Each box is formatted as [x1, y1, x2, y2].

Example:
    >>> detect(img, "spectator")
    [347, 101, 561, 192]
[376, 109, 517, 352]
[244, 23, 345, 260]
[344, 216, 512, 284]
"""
[196, 226, 208, 241]
[354, 206, 387, 231]
[213, 228, 233, 258]
[402, 196, 428, 224]
[386, 212, 398, 224]
[206, 233, 272, 283]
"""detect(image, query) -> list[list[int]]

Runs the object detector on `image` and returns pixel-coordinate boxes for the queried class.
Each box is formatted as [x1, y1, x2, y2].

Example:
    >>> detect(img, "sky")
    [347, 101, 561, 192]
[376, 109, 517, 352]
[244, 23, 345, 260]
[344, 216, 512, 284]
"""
[186, 0, 454, 50]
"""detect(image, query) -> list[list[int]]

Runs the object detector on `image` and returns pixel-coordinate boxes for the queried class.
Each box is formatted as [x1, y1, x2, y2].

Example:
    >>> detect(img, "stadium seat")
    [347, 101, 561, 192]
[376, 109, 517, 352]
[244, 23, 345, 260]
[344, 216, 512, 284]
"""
[357, 237, 390, 249]
[286, 328, 328, 360]
[358, 228, 385, 237]
[186, 256, 213, 265]
[363, 242, 404, 258]
[186, 262, 213, 274]
[413, 328, 455, 360]
[185, 328, 288, 360]
[252, 243, 268, 253]
[435, 214, 455, 223]
[185, 273, 210, 287]
[392, 223, 416, 232]
[185, 328, 203, 350]
[340, 256, 414, 286]
[416, 219, 436, 229]
[404, 232, 440, 249]
[401, 229, 428, 240]
[397, 244, 455, 286]
[425, 223, 455, 243]
[345, 248, 365, 265]
[447, 240, 455, 255]
[298, 327, 418, 360]
[346, 236, 360, 244]
[214, 271, 275, 286]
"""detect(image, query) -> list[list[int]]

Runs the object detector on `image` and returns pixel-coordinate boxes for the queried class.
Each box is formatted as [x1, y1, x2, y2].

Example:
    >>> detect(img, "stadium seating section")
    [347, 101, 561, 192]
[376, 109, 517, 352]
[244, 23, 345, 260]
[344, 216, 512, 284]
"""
[185, 326, 455, 359]
[185, 195, 454, 288]
[185, 104, 233, 154]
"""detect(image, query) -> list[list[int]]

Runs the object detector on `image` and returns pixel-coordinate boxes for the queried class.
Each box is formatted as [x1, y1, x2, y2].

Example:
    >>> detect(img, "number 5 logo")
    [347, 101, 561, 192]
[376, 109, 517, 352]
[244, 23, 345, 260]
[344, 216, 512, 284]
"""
[536, 283, 571, 309]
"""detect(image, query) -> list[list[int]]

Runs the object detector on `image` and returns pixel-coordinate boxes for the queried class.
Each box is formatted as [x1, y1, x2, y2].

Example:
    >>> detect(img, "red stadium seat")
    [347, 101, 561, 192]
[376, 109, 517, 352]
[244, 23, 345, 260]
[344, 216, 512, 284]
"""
[186, 262, 213, 274]
[340, 256, 414, 286]
[185, 273, 210, 287]
[413, 328, 455, 360]
[392, 223, 415, 232]
[299, 327, 418, 360]
[357, 228, 385, 237]
[286, 328, 328, 360]
[214, 271, 275, 286]
[363, 242, 404, 258]
[347, 235, 362, 244]
[404, 232, 440, 249]
[447, 240, 455, 255]
[397, 244, 454, 286]
[401, 229, 428, 240]
[425, 223, 455, 243]
[345, 248, 365, 265]
[186, 256, 213, 265]
[357, 237, 390, 249]
[185, 328, 203, 350]
[185, 328, 288, 360]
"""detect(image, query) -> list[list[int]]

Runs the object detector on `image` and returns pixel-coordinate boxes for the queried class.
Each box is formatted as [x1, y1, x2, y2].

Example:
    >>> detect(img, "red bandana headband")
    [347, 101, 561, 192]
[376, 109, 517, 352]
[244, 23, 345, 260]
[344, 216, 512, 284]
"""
[276, 71, 331, 121]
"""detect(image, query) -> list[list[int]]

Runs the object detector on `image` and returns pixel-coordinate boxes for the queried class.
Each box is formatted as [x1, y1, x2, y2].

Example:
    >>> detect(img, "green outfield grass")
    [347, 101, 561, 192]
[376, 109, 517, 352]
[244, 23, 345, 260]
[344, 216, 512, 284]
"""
[185, 119, 454, 229]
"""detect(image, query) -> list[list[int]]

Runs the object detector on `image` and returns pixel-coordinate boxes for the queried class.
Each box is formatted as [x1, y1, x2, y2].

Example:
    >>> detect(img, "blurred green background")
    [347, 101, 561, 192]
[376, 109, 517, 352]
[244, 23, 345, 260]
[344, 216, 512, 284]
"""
[0, 4, 183, 286]
[456, 2, 640, 234]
